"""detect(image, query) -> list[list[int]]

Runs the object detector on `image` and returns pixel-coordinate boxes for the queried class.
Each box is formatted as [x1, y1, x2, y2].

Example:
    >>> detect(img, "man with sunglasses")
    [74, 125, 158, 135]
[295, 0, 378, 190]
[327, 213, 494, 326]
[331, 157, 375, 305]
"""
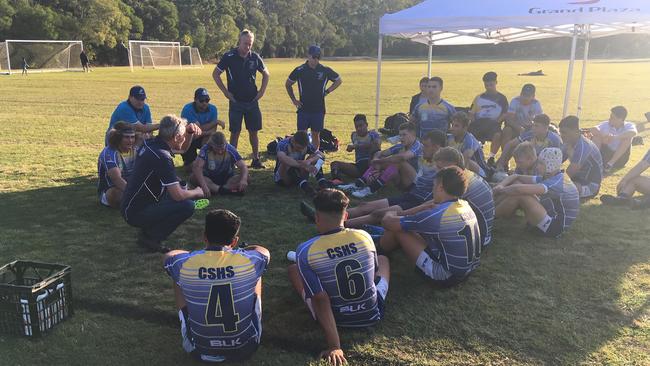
[107, 85, 159, 144]
[286, 45, 342, 151]
[180, 88, 226, 169]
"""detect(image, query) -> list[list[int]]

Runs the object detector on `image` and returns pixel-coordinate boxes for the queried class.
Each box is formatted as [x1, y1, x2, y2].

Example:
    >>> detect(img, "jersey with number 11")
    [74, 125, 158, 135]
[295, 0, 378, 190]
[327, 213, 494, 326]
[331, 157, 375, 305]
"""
[296, 228, 381, 328]
[165, 248, 268, 355]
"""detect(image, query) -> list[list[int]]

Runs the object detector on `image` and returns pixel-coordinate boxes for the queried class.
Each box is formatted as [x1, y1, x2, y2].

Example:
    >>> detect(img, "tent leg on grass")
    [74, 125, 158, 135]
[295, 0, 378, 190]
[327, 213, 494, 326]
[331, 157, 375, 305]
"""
[562, 25, 579, 118]
[577, 25, 591, 118]
[375, 34, 383, 129]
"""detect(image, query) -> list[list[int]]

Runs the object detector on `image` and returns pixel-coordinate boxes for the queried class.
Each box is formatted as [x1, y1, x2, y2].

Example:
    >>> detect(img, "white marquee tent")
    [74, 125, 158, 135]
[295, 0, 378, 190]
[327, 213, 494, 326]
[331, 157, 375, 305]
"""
[376, 0, 650, 126]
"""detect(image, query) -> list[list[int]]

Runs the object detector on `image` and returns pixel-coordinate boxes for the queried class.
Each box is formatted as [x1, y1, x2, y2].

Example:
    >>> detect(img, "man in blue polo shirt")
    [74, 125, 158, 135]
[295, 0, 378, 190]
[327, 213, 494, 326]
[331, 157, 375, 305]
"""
[180, 88, 225, 169]
[213, 29, 270, 169]
[285, 45, 342, 151]
[107, 85, 159, 144]
[121, 115, 204, 253]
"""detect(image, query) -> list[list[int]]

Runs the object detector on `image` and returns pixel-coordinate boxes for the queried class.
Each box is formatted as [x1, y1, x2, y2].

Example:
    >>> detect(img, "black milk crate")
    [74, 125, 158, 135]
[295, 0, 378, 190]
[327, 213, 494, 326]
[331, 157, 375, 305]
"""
[0, 260, 73, 337]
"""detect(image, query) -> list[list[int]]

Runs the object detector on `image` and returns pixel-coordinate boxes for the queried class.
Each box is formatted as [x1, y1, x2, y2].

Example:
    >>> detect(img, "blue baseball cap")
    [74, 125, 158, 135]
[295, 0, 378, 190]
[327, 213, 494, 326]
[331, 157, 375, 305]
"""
[308, 45, 321, 57]
[194, 87, 210, 99]
[129, 85, 146, 100]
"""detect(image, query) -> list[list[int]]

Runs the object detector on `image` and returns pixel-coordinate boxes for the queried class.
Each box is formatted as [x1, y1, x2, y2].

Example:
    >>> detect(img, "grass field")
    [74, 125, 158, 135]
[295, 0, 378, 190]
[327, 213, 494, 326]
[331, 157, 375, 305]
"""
[1, 59, 649, 365]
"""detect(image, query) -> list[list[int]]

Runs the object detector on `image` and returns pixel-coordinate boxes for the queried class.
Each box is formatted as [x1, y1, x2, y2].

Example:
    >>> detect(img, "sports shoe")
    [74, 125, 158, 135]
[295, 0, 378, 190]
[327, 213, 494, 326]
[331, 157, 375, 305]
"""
[352, 187, 373, 198]
[137, 231, 169, 253]
[250, 159, 265, 169]
[300, 200, 316, 222]
[286, 251, 297, 262]
[337, 183, 358, 192]
[600, 194, 629, 206]
[630, 196, 650, 210]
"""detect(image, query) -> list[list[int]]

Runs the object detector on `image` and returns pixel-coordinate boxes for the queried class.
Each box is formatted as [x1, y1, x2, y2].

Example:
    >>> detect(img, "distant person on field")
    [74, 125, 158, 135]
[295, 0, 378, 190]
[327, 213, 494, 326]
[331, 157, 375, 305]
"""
[380, 166, 481, 287]
[288, 189, 390, 366]
[180, 87, 226, 169]
[559, 116, 603, 199]
[164, 209, 270, 363]
[97, 122, 137, 208]
[213, 29, 270, 169]
[286, 45, 342, 151]
[80, 49, 90, 72]
[274, 131, 331, 197]
[496, 114, 562, 172]
[121, 115, 204, 253]
[589, 106, 637, 173]
[21, 57, 28, 75]
[409, 77, 430, 115]
[411, 76, 456, 136]
[329, 114, 381, 181]
[494, 147, 579, 238]
[600, 147, 650, 209]
[447, 111, 490, 178]
[107, 85, 159, 144]
[468, 71, 509, 162]
[190, 132, 249, 197]
[502, 84, 543, 151]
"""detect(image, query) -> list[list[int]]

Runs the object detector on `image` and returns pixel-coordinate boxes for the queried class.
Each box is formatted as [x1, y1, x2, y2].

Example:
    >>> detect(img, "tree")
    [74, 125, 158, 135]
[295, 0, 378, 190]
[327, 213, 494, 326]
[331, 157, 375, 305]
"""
[125, 0, 179, 41]
[0, 0, 15, 35]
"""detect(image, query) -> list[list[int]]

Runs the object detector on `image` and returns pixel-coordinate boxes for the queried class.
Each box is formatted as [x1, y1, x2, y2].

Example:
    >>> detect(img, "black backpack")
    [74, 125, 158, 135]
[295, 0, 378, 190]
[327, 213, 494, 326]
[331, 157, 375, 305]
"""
[379, 113, 409, 137]
[266, 137, 284, 155]
[319, 128, 339, 152]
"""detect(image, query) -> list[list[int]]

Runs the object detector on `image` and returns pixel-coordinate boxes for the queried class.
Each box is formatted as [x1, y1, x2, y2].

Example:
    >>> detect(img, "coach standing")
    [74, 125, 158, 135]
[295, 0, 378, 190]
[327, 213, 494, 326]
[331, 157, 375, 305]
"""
[285, 45, 342, 151]
[213, 29, 269, 169]
[121, 115, 204, 253]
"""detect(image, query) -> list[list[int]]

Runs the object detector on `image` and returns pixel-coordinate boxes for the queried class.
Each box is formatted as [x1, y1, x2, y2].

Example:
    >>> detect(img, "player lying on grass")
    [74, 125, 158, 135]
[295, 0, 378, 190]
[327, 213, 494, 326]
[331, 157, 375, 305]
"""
[190, 132, 249, 198]
[288, 189, 390, 366]
[380, 166, 481, 287]
[97, 122, 137, 208]
[339, 122, 423, 198]
[589, 105, 637, 173]
[494, 147, 579, 238]
[496, 114, 562, 172]
[559, 115, 604, 199]
[164, 209, 270, 363]
[306, 130, 445, 227]
[600, 148, 650, 209]
[274, 130, 331, 197]
[447, 111, 490, 178]
[330, 114, 381, 181]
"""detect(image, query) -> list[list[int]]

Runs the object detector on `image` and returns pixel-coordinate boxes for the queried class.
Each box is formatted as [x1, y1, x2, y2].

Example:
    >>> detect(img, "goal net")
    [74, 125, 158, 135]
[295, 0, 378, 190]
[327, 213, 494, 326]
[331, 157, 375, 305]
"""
[180, 46, 203, 68]
[129, 40, 182, 71]
[0, 40, 84, 74]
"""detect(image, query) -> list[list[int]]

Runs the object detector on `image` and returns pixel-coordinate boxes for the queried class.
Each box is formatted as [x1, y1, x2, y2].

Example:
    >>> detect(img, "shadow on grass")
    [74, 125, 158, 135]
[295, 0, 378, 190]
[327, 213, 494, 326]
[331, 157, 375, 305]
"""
[0, 172, 648, 365]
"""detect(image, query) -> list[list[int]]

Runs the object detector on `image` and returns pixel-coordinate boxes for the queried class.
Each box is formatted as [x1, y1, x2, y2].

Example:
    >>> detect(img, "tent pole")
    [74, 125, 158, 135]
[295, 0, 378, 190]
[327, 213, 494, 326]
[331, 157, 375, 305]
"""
[427, 41, 433, 77]
[562, 25, 579, 118]
[375, 34, 383, 129]
[577, 25, 591, 118]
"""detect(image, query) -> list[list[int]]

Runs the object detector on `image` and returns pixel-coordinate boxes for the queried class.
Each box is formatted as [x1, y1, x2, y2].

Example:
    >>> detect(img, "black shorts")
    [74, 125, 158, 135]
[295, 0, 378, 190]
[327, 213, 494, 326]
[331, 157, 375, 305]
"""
[532, 216, 565, 238]
[387, 192, 424, 210]
[205, 171, 235, 186]
[355, 160, 370, 176]
[229, 100, 262, 132]
[600, 144, 631, 169]
[468, 118, 501, 142]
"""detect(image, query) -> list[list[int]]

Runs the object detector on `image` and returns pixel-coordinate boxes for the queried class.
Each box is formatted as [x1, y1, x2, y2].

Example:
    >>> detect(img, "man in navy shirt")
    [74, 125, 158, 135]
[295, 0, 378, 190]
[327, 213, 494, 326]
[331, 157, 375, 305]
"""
[108, 85, 159, 144]
[121, 115, 204, 252]
[285, 45, 342, 151]
[213, 29, 270, 169]
[180, 87, 225, 169]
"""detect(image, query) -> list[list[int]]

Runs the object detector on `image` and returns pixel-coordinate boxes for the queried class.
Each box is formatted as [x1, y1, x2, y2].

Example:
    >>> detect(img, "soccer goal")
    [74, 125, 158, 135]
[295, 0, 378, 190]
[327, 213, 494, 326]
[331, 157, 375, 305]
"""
[129, 40, 182, 71]
[180, 46, 203, 68]
[0, 40, 84, 75]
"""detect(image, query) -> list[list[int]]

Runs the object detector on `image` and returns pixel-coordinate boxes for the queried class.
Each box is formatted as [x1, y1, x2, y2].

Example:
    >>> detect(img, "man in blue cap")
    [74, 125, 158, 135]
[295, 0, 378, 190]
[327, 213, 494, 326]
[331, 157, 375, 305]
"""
[107, 85, 159, 144]
[180, 87, 225, 169]
[286, 45, 342, 151]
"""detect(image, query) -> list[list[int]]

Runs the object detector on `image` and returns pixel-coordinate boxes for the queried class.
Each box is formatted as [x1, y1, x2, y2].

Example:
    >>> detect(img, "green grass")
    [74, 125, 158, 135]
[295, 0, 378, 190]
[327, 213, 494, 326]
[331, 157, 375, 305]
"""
[1, 59, 649, 365]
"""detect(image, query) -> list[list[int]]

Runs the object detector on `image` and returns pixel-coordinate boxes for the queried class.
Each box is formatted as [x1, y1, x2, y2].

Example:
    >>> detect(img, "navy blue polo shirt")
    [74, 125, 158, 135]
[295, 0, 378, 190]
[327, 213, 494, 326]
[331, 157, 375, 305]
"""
[216, 48, 267, 103]
[288, 62, 340, 113]
[121, 137, 179, 219]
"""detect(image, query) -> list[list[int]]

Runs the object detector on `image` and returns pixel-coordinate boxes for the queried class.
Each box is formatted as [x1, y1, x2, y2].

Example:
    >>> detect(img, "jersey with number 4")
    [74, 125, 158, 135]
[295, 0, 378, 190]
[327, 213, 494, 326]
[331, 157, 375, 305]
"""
[165, 248, 268, 356]
[296, 228, 381, 327]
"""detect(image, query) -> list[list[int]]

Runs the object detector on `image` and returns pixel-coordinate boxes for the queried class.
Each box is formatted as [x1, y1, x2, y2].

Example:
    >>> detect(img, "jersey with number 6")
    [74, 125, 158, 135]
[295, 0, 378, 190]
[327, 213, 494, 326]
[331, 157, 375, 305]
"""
[296, 228, 381, 328]
[164, 248, 268, 356]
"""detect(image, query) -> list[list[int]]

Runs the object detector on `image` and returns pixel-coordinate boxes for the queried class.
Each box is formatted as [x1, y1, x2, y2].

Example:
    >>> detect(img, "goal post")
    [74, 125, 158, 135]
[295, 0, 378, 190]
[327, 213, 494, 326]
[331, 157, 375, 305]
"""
[128, 40, 182, 71]
[180, 46, 203, 68]
[0, 40, 84, 75]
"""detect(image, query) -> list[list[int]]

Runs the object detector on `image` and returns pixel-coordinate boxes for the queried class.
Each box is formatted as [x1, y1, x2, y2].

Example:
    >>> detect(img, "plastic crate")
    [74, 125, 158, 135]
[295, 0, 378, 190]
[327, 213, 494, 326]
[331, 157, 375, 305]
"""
[0, 260, 73, 336]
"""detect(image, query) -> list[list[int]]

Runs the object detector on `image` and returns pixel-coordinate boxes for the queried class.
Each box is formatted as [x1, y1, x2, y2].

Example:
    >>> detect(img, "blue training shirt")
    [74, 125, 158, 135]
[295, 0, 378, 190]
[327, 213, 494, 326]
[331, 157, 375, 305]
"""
[518, 130, 563, 154]
[387, 140, 424, 170]
[448, 132, 489, 177]
[534, 172, 580, 233]
[198, 143, 242, 179]
[569, 135, 603, 189]
[296, 228, 382, 327]
[181, 102, 218, 126]
[109, 100, 152, 129]
[351, 130, 381, 164]
[97, 146, 136, 194]
[463, 171, 495, 247]
[409, 157, 438, 202]
[273, 137, 317, 181]
[400, 199, 481, 280]
[412, 99, 456, 136]
[165, 248, 269, 356]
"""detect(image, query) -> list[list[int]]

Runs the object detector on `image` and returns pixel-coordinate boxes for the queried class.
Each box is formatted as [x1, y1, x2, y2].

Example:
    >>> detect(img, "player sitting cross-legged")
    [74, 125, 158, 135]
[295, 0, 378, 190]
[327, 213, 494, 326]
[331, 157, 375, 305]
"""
[330, 114, 381, 182]
[601, 147, 650, 209]
[164, 209, 270, 363]
[288, 189, 390, 365]
[380, 166, 482, 287]
[274, 130, 331, 197]
[190, 132, 249, 197]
